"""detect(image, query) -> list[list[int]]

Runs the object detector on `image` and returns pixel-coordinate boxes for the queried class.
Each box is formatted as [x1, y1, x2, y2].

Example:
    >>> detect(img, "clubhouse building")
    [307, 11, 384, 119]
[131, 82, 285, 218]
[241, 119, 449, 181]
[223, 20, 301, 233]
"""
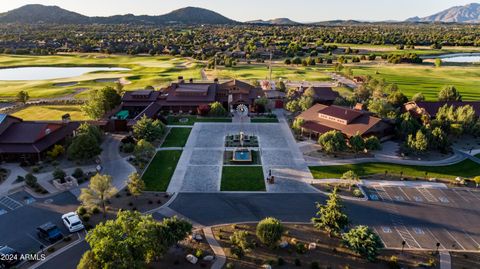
[296, 104, 392, 139]
[110, 78, 283, 130]
[0, 115, 79, 162]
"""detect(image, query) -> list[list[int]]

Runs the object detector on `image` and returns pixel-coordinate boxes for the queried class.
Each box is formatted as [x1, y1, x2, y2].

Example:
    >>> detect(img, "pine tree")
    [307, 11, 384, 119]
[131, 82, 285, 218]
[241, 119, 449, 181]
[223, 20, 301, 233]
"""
[312, 188, 349, 237]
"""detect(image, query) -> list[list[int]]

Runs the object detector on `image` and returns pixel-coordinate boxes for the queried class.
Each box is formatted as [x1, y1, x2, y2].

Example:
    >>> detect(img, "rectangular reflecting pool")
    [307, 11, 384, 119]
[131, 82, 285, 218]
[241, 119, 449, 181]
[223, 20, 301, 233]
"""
[232, 149, 252, 162]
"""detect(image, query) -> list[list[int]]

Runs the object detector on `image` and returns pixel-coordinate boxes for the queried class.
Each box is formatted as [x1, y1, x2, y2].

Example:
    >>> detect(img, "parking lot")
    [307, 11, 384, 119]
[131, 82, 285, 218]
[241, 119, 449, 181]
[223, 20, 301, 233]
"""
[361, 185, 480, 251]
[0, 191, 81, 254]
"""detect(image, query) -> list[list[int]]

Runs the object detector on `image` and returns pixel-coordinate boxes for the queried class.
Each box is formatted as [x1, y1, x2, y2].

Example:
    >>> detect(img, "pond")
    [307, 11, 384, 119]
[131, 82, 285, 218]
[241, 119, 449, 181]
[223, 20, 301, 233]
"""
[434, 53, 480, 63]
[0, 66, 130, 81]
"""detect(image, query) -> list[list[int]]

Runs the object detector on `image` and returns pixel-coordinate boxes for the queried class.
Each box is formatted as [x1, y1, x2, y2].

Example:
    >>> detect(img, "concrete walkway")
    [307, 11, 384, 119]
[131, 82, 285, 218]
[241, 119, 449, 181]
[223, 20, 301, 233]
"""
[70, 134, 136, 197]
[439, 251, 451, 269]
[203, 227, 226, 269]
[305, 150, 467, 167]
[0, 164, 28, 196]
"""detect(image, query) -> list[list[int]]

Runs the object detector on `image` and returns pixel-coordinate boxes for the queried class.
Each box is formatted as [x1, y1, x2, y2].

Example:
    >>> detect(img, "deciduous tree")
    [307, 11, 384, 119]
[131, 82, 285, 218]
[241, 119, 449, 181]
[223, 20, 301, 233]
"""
[132, 115, 165, 142]
[438, 85, 462, 102]
[127, 172, 145, 198]
[318, 130, 347, 154]
[16, 90, 29, 104]
[77, 211, 192, 269]
[79, 174, 117, 219]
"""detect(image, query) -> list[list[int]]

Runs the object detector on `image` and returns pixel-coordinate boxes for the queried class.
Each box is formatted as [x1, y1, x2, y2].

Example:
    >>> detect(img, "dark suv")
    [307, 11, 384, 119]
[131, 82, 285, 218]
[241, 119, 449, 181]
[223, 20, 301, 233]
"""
[0, 246, 20, 268]
[36, 222, 63, 243]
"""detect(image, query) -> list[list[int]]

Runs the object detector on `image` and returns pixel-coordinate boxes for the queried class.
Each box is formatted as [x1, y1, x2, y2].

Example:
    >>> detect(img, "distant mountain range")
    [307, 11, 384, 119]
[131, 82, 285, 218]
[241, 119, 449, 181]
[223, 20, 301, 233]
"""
[1, 3, 480, 25]
[407, 3, 480, 23]
[0, 4, 236, 25]
[246, 18, 300, 25]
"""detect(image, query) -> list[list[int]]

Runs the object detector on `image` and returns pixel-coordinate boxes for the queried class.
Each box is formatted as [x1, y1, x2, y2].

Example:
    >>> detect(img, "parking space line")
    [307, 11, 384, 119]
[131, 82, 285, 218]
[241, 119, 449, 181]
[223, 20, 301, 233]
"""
[394, 225, 422, 249]
[0, 196, 23, 210]
[416, 188, 437, 202]
[438, 189, 455, 205]
[373, 227, 389, 248]
[26, 232, 46, 247]
[444, 229, 466, 250]
[426, 228, 446, 250]
[398, 188, 411, 201]
[462, 230, 480, 249]
[467, 190, 480, 201]
[452, 189, 469, 202]
[374, 186, 392, 201]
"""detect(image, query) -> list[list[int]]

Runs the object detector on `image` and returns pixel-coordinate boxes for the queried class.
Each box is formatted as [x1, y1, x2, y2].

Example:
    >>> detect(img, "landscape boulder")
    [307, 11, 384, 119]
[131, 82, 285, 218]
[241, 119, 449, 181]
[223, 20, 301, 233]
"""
[186, 254, 198, 264]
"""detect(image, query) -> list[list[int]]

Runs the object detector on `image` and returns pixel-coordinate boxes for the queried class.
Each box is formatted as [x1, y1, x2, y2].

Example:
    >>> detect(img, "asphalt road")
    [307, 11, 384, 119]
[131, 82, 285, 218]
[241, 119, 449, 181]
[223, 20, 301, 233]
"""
[36, 241, 89, 269]
[170, 189, 480, 251]
[8, 186, 480, 268]
[0, 191, 79, 255]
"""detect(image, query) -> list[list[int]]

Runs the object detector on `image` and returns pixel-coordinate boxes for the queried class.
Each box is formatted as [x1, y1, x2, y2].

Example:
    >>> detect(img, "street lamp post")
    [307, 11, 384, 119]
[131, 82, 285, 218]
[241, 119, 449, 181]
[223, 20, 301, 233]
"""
[401, 240, 406, 254]
[436, 242, 440, 253]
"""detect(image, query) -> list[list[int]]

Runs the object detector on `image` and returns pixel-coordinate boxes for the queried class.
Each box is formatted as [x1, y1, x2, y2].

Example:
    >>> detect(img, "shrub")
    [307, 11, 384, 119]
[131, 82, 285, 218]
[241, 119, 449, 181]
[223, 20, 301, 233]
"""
[195, 249, 203, 258]
[295, 242, 307, 254]
[388, 255, 400, 269]
[230, 230, 251, 258]
[122, 143, 135, 153]
[25, 173, 38, 187]
[52, 168, 66, 181]
[226, 263, 235, 269]
[294, 258, 301, 266]
[72, 168, 84, 179]
[82, 214, 90, 222]
[256, 217, 284, 248]
[91, 207, 101, 215]
[277, 257, 285, 266]
[77, 206, 87, 215]
[47, 145, 65, 160]
[310, 262, 320, 269]
[32, 166, 41, 173]
[353, 189, 363, 197]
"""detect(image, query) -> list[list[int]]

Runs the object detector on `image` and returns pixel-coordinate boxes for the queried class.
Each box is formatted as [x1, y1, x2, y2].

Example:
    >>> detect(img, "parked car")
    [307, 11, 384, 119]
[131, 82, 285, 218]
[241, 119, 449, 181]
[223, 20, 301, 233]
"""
[36, 222, 63, 243]
[0, 246, 20, 268]
[62, 212, 84, 233]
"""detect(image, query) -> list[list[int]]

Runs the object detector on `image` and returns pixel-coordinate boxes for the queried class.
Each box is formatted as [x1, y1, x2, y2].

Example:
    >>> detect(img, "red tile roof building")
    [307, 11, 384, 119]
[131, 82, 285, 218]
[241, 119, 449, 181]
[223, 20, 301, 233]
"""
[297, 104, 391, 138]
[0, 115, 79, 162]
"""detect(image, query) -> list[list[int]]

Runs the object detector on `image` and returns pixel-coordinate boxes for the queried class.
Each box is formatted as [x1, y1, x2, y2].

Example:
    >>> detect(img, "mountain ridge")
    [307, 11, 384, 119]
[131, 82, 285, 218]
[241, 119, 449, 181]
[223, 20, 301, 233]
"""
[0, 5, 237, 25]
[406, 3, 480, 23]
[246, 18, 301, 25]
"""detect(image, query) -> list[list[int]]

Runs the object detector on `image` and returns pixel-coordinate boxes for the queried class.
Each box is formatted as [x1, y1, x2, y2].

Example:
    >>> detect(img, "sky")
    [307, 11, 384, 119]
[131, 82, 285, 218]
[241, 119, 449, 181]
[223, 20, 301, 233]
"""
[0, 0, 478, 22]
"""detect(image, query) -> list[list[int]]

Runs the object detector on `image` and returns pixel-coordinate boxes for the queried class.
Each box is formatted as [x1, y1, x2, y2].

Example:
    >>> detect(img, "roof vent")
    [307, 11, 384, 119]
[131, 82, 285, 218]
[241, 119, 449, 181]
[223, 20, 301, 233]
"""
[45, 128, 51, 135]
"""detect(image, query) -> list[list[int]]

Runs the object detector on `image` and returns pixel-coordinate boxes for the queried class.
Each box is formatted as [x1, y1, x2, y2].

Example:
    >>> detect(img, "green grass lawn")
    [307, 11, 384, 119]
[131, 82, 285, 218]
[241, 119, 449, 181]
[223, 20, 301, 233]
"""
[206, 63, 331, 82]
[166, 115, 232, 126]
[0, 53, 203, 99]
[326, 43, 480, 55]
[350, 64, 480, 101]
[251, 118, 279, 123]
[12, 105, 91, 121]
[161, 128, 192, 148]
[309, 160, 480, 181]
[221, 166, 266, 191]
[142, 151, 182, 192]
